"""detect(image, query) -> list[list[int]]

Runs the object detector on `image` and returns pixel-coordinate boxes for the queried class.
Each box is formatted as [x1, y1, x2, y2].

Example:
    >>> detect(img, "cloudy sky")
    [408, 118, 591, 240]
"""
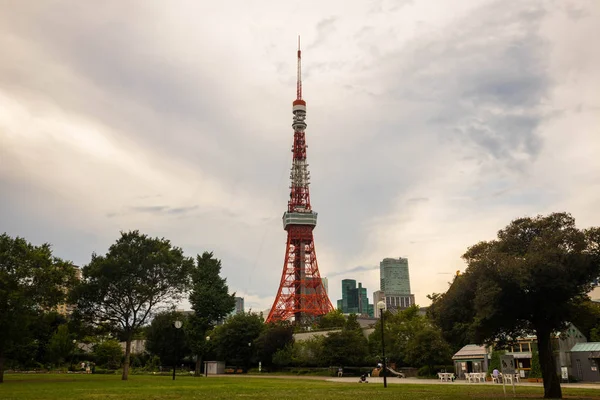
[1, 0, 599, 313]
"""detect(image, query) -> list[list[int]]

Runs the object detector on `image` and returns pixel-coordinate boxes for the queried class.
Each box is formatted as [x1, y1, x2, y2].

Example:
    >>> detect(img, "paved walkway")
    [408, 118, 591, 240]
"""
[326, 376, 600, 389]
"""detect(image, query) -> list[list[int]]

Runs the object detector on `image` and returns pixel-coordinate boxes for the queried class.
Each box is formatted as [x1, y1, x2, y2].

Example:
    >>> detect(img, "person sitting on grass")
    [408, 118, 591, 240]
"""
[359, 373, 369, 383]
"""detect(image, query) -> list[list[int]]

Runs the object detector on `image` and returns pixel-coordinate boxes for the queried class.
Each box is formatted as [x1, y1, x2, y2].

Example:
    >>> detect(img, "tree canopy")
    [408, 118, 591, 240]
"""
[145, 311, 190, 367]
[72, 230, 193, 380]
[209, 312, 264, 369]
[186, 251, 236, 375]
[0, 233, 77, 383]
[429, 213, 600, 398]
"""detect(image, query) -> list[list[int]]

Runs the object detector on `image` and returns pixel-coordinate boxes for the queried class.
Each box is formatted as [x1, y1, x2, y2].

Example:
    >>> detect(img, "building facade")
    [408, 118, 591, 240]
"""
[337, 279, 374, 317]
[379, 257, 415, 312]
[234, 297, 244, 315]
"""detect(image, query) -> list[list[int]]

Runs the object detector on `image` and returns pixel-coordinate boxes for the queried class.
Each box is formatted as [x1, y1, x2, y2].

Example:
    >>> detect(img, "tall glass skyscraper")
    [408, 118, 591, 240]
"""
[337, 279, 374, 317]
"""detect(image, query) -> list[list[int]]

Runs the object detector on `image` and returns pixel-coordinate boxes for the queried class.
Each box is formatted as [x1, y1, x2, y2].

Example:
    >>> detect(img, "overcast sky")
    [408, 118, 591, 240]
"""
[1, 0, 599, 314]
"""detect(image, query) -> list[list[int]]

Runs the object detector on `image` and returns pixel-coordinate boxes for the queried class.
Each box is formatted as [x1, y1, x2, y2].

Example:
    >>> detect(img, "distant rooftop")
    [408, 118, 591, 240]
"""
[452, 344, 487, 360]
[571, 342, 600, 352]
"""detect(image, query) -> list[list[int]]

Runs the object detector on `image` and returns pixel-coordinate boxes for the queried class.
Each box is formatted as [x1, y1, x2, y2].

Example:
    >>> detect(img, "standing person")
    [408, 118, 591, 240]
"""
[338, 367, 343, 377]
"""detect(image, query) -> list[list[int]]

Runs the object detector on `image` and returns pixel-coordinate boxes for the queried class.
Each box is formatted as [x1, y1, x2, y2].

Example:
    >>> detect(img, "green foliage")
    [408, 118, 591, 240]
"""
[487, 349, 505, 374]
[369, 306, 452, 370]
[46, 325, 75, 366]
[591, 327, 600, 342]
[292, 336, 325, 367]
[429, 213, 600, 399]
[72, 230, 194, 380]
[530, 343, 542, 378]
[321, 329, 369, 367]
[317, 309, 345, 330]
[93, 339, 123, 370]
[145, 311, 190, 367]
[403, 325, 452, 371]
[0, 233, 77, 382]
[272, 344, 294, 368]
[255, 322, 294, 368]
[186, 252, 235, 374]
[343, 314, 362, 332]
[209, 312, 264, 368]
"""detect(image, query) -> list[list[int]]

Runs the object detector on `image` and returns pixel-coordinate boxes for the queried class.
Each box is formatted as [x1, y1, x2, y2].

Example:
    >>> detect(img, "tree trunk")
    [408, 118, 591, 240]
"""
[537, 327, 562, 399]
[195, 354, 202, 377]
[0, 351, 5, 384]
[122, 337, 132, 381]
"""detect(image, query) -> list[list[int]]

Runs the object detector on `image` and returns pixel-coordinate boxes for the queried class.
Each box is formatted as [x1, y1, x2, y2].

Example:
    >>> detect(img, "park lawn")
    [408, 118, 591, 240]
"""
[1, 374, 600, 400]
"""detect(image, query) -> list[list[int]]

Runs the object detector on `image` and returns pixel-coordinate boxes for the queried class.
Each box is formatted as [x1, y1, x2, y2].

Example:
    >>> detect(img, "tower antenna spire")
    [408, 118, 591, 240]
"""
[297, 35, 302, 100]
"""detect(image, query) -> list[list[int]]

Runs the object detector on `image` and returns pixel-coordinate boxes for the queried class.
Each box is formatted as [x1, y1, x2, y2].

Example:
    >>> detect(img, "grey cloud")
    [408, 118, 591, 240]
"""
[379, 1, 551, 170]
[327, 264, 379, 278]
[307, 17, 337, 50]
[407, 197, 429, 204]
[113, 205, 201, 217]
[132, 205, 168, 213]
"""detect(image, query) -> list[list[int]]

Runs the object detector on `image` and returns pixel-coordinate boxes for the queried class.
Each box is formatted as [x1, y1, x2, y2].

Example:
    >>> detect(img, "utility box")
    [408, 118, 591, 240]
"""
[204, 361, 225, 375]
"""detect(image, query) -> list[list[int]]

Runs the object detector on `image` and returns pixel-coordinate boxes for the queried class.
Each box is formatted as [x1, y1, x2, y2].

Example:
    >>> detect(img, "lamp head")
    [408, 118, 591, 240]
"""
[174, 320, 183, 329]
[377, 301, 386, 311]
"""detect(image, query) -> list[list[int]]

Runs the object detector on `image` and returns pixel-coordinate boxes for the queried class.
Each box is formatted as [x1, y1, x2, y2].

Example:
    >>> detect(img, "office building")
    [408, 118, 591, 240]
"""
[337, 279, 374, 317]
[234, 297, 244, 314]
[379, 257, 415, 312]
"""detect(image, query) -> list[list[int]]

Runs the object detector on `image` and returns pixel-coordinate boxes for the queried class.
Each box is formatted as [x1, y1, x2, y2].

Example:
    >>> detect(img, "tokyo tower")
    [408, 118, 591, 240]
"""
[266, 38, 334, 324]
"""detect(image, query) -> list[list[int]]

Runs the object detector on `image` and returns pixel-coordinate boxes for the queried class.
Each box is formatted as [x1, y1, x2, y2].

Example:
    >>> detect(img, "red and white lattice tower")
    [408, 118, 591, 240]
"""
[266, 37, 334, 324]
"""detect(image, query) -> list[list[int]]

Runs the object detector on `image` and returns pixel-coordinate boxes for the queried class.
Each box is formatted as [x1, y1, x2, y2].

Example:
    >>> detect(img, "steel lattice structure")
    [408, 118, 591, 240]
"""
[266, 38, 334, 324]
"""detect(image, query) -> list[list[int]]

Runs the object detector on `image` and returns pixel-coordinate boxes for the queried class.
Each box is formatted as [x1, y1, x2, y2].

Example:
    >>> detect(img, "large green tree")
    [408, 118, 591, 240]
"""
[209, 312, 264, 369]
[369, 306, 451, 370]
[145, 311, 190, 367]
[72, 230, 193, 380]
[429, 213, 600, 399]
[46, 324, 76, 367]
[317, 309, 346, 330]
[93, 339, 123, 369]
[322, 313, 369, 367]
[0, 233, 77, 383]
[186, 252, 235, 375]
[255, 322, 294, 369]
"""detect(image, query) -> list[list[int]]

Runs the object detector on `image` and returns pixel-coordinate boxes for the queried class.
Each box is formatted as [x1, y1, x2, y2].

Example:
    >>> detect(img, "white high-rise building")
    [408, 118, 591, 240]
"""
[321, 277, 329, 295]
[380, 257, 415, 311]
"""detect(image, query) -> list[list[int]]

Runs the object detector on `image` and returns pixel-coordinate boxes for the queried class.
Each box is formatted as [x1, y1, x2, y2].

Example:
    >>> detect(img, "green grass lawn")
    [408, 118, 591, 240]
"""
[1, 374, 600, 400]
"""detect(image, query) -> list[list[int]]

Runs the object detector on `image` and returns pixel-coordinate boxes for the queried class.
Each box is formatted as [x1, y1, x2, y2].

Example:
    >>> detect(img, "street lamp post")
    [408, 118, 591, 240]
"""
[70, 339, 77, 369]
[173, 320, 183, 381]
[247, 342, 252, 372]
[377, 301, 387, 388]
[204, 336, 210, 377]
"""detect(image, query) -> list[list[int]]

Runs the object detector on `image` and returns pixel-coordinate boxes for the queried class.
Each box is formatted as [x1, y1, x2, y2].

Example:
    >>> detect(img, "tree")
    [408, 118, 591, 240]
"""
[429, 213, 600, 398]
[368, 305, 451, 371]
[317, 309, 346, 330]
[403, 325, 452, 374]
[255, 322, 294, 369]
[93, 339, 123, 370]
[529, 343, 542, 379]
[46, 324, 76, 367]
[186, 252, 236, 375]
[0, 233, 77, 383]
[487, 349, 505, 375]
[210, 312, 264, 369]
[322, 313, 369, 367]
[145, 311, 190, 367]
[72, 230, 193, 380]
